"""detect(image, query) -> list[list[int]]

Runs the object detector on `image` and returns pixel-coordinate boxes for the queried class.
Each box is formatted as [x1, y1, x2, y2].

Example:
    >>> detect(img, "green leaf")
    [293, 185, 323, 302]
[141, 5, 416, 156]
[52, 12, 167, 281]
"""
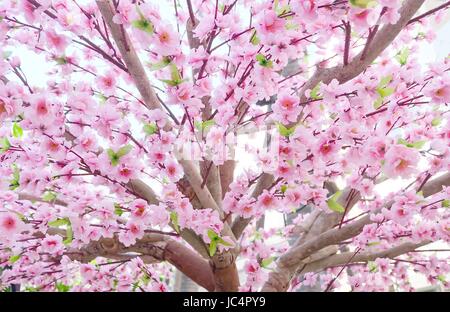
[0, 137, 11, 153]
[378, 75, 392, 89]
[431, 117, 442, 127]
[217, 237, 233, 247]
[114, 203, 124, 216]
[256, 53, 273, 68]
[116, 144, 132, 158]
[9, 164, 20, 191]
[207, 229, 219, 241]
[9, 254, 21, 264]
[48, 218, 70, 227]
[131, 16, 154, 34]
[170, 63, 182, 82]
[63, 223, 73, 246]
[143, 122, 158, 135]
[373, 97, 384, 109]
[368, 261, 378, 273]
[42, 191, 57, 202]
[250, 30, 260, 45]
[349, 0, 378, 9]
[367, 241, 380, 247]
[148, 57, 171, 71]
[280, 185, 288, 193]
[261, 257, 274, 268]
[377, 87, 394, 98]
[195, 119, 216, 132]
[55, 283, 70, 292]
[395, 48, 409, 66]
[326, 190, 345, 213]
[170, 211, 180, 233]
[12, 122, 23, 138]
[276, 123, 296, 137]
[107, 145, 132, 166]
[310, 83, 321, 100]
[442, 199, 450, 208]
[397, 138, 426, 149]
[209, 240, 217, 257]
[437, 275, 446, 283]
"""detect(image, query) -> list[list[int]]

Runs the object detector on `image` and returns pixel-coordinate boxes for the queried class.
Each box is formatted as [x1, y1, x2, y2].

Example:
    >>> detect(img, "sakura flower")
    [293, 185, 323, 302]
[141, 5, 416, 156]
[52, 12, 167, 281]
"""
[383, 145, 420, 179]
[0, 212, 25, 241]
[38, 235, 64, 255]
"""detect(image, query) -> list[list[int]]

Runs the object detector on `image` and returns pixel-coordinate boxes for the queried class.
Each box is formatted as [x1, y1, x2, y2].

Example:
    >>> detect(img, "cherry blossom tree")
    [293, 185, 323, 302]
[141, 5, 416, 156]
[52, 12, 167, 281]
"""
[0, 0, 449, 292]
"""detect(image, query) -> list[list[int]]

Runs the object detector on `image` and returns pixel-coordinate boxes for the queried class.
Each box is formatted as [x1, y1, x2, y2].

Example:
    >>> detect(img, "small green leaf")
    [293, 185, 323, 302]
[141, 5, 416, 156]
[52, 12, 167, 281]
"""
[107, 145, 132, 166]
[42, 191, 57, 202]
[437, 275, 446, 283]
[349, 0, 378, 9]
[170, 211, 180, 233]
[131, 16, 154, 34]
[63, 223, 73, 245]
[250, 30, 260, 45]
[114, 203, 124, 216]
[195, 119, 216, 132]
[217, 237, 233, 247]
[9, 164, 20, 190]
[327, 190, 345, 213]
[431, 117, 442, 127]
[367, 241, 380, 247]
[0, 137, 11, 153]
[261, 257, 274, 268]
[48, 218, 70, 227]
[368, 261, 378, 273]
[9, 254, 21, 264]
[310, 83, 321, 100]
[373, 97, 384, 109]
[397, 138, 426, 149]
[116, 144, 132, 158]
[256, 53, 273, 68]
[377, 87, 394, 98]
[143, 122, 158, 135]
[12, 122, 23, 138]
[55, 283, 70, 292]
[148, 57, 171, 71]
[207, 229, 219, 241]
[378, 75, 392, 89]
[209, 240, 217, 257]
[280, 185, 288, 193]
[442, 199, 450, 208]
[395, 48, 409, 66]
[276, 122, 296, 137]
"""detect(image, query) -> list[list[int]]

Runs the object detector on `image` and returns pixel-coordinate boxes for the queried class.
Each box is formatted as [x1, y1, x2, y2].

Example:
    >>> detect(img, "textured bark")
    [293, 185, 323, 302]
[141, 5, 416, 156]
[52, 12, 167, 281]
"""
[231, 172, 274, 238]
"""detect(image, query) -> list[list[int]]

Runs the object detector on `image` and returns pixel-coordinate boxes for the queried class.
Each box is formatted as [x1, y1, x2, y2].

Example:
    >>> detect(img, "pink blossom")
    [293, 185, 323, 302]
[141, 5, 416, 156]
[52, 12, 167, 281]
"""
[383, 145, 420, 179]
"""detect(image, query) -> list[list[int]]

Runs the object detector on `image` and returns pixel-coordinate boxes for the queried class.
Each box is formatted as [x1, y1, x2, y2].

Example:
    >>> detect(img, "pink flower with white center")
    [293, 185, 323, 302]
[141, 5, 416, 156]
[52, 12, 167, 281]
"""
[0, 212, 25, 240]
[383, 145, 420, 179]
[237, 197, 258, 219]
[97, 71, 117, 96]
[164, 160, 183, 182]
[39, 235, 64, 255]
[130, 199, 148, 219]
